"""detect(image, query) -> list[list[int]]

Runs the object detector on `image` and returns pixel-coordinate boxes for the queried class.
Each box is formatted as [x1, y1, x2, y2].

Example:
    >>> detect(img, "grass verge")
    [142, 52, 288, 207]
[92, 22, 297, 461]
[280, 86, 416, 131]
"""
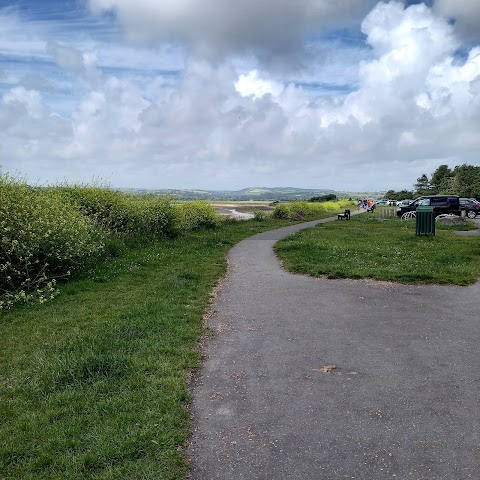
[275, 212, 480, 285]
[0, 213, 338, 480]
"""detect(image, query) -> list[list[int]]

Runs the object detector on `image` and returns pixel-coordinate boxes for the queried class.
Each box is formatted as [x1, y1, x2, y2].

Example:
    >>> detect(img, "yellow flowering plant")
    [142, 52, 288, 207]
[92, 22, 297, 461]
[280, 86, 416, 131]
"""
[1, 175, 105, 309]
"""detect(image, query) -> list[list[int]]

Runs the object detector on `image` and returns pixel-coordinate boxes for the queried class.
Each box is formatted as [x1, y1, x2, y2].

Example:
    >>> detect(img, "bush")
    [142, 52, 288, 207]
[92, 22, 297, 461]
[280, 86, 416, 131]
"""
[272, 204, 291, 219]
[174, 201, 220, 231]
[59, 186, 176, 238]
[0, 175, 225, 309]
[309, 194, 337, 202]
[0, 175, 105, 309]
[272, 200, 354, 220]
[288, 201, 310, 218]
[253, 210, 269, 221]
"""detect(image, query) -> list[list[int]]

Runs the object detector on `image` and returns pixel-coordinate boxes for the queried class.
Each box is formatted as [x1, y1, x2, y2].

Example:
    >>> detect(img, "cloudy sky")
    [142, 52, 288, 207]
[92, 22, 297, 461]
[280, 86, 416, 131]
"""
[1, 0, 480, 191]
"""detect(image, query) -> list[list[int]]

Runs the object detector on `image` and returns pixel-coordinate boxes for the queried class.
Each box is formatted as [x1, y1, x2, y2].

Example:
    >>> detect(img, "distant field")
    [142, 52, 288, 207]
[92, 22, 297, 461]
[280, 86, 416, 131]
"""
[211, 201, 273, 216]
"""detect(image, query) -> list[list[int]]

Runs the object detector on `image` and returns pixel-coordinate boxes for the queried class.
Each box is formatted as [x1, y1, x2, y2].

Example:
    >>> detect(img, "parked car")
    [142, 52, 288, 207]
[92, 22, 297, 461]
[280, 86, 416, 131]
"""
[375, 200, 388, 205]
[396, 195, 461, 217]
[460, 198, 480, 219]
[398, 199, 414, 206]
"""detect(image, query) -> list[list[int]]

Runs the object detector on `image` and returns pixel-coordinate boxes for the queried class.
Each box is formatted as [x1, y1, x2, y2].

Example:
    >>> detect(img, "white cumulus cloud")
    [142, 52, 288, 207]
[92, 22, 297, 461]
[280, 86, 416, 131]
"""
[235, 70, 284, 98]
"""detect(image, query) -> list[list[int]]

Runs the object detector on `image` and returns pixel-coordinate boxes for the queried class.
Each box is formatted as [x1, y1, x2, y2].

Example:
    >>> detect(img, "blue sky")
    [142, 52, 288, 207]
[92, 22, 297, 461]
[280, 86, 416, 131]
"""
[1, 0, 480, 190]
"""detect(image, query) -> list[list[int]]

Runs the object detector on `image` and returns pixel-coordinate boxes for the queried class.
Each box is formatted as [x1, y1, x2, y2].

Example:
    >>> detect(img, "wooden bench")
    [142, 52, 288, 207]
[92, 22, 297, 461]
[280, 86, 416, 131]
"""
[337, 209, 351, 220]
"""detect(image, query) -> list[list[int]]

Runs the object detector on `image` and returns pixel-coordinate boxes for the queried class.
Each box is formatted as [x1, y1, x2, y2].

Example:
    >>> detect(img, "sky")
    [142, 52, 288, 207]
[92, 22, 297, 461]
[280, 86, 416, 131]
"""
[1, 0, 480, 191]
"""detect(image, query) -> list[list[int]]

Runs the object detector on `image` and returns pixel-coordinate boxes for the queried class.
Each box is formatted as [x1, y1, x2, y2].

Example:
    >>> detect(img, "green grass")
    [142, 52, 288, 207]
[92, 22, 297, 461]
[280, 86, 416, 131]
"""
[0, 212, 341, 480]
[275, 212, 480, 285]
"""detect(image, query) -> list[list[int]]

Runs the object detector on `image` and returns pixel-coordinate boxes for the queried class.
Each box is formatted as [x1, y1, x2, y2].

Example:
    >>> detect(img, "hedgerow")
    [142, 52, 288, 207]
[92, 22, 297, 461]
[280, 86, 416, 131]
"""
[59, 186, 177, 238]
[174, 201, 220, 231]
[0, 177, 222, 310]
[272, 200, 353, 220]
[1, 174, 105, 310]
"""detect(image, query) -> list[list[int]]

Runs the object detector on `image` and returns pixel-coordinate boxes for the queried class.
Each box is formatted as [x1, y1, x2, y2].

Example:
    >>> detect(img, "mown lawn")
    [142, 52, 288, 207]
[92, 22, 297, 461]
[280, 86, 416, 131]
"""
[0, 213, 339, 480]
[275, 212, 480, 285]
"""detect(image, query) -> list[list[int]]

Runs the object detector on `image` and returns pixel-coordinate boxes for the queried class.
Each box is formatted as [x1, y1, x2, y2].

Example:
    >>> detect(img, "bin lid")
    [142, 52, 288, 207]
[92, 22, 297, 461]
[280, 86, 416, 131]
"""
[416, 206, 434, 212]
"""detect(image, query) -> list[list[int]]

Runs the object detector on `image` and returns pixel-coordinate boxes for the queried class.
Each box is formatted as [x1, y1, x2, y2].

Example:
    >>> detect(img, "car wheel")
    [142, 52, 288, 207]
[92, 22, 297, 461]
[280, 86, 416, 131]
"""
[467, 210, 477, 219]
[401, 211, 416, 220]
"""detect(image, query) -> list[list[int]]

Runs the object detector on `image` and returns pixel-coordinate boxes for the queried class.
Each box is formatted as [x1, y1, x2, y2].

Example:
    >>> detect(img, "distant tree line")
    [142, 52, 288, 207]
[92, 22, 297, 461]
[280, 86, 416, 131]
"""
[382, 189, 415, 201]
[384, 164, 480, 200]
[308, 194, 337, 202]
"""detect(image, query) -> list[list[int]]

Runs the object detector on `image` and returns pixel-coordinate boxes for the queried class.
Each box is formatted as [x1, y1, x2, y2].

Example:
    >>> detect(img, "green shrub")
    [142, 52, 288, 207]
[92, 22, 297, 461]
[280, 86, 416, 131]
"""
[0, 175, 105, 309]
[309, 194, 337, 202]
[59, 186, 176, 238]
[174, 201, 220, 231]
[272, 204, 291, 219]
[253, 210, 269, 221]
[137, 195, 177, 237]
[288, 201, 310, 218]
[320, 199, 353, 211]
[272, 200, 354, 220]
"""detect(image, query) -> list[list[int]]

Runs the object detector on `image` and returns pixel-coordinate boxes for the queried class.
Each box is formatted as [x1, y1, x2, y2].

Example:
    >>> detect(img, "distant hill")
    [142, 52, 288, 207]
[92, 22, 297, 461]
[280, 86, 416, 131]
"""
[120, 186, 386, 201]
[121, 186, 339, 201]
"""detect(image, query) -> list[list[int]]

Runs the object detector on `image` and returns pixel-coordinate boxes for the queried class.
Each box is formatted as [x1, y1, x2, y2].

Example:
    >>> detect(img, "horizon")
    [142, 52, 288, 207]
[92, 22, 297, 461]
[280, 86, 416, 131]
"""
[117, 185, 386, 194]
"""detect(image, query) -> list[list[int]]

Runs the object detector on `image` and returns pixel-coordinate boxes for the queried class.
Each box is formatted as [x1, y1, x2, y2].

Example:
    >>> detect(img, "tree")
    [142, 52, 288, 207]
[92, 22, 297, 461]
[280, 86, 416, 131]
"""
[383, 190, 397, 200]
[383, 189, 414, 200]
[397, 189, 415, 199]
[309, 194, 337, 202]
[414, 174, 431, 196]
[430, 164, 453, 194]
[452, 164, 480, 199]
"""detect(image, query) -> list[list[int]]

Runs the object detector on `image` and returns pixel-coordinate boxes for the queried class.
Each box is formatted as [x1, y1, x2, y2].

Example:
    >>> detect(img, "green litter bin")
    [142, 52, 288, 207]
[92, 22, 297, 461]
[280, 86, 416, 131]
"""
[416, 206, 435, 236]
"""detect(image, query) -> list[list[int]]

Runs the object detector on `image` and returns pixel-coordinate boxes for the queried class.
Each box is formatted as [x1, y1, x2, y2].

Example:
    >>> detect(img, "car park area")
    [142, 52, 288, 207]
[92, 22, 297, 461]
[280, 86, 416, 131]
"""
[460, 198, 480, 218]
[396, 195, 461, 218]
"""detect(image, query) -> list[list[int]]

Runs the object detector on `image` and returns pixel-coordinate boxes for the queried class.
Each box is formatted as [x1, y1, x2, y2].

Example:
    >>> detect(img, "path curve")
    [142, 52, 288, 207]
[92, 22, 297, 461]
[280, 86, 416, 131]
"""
[188, 215, 480, 479]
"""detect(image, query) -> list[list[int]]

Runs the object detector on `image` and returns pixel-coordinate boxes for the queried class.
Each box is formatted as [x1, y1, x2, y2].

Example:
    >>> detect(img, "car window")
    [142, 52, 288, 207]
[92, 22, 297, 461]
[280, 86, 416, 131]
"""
[430, 197, 447, 206]
[418, 198, 430, 206]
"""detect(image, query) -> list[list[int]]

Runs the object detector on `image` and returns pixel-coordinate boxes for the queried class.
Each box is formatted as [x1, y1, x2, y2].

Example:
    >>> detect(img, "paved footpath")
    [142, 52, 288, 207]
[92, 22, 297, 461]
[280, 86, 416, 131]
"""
[188, 216, 480, 479]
